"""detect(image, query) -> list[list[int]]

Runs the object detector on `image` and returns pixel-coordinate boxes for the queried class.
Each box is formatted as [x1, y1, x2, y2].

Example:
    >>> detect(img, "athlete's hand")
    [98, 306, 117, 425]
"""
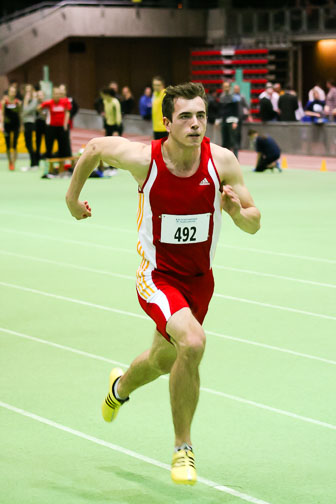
[221, 185, 241, 218]
[66, 199, 92, 220]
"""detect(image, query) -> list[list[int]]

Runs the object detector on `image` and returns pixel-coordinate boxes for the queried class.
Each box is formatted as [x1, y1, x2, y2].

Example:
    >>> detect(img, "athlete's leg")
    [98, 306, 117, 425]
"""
[166, 307, 205, 447]
[117, 330, 176, 398]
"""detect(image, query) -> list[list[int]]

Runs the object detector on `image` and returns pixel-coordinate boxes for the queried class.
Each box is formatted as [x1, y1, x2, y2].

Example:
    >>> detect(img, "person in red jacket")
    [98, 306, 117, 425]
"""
[38, 87, 72, 158]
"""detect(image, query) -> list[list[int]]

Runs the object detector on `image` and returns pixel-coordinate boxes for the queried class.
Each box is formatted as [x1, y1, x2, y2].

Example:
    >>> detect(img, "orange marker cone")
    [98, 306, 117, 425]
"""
[281, 156, 288, 169]
[320, 159, 327, 172]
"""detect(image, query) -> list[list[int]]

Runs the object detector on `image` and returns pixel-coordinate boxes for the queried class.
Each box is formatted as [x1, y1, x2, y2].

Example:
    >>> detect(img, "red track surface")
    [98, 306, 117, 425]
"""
[71, 128, 336, 172]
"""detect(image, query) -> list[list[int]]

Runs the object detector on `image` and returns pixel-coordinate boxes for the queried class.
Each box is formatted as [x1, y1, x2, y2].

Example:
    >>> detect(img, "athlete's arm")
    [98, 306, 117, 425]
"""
[211, 144, 261, 234]
[66, 136, 150, 220]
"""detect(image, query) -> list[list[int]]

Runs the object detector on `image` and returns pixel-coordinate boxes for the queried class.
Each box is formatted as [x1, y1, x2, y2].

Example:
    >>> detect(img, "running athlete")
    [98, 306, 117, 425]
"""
[66, 82, 261, 485]
[1, 85, 21, 170]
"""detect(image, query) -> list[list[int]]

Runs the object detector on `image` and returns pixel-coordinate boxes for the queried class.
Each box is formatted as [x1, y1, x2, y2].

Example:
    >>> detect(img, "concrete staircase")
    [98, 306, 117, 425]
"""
[0, 3, 206, 74]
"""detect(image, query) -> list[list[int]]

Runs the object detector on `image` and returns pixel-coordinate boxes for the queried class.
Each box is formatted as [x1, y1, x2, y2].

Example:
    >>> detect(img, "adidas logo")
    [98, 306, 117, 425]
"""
[199, 178, 210, 186]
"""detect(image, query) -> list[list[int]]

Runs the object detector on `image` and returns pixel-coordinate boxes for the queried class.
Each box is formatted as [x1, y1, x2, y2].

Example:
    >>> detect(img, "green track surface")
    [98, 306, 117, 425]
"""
[0, 159, 335, 504]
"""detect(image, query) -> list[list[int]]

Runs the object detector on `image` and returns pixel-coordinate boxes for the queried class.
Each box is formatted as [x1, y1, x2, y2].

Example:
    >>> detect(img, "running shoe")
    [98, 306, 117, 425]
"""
[171, 448, 197, 485]
[101, 367, 128, 422]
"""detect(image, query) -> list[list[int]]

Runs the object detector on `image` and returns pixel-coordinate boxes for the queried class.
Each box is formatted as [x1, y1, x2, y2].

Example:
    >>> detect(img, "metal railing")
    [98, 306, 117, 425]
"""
[0, 0, 213, 26]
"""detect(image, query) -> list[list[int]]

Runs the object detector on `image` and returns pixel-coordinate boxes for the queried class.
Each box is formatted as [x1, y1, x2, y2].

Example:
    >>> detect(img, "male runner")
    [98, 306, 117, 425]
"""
[66, 82, 261, 485]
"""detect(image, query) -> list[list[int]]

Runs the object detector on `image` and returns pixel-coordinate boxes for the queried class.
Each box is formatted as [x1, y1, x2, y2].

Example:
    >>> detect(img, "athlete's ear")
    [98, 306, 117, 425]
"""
[163, 116, 171, 132]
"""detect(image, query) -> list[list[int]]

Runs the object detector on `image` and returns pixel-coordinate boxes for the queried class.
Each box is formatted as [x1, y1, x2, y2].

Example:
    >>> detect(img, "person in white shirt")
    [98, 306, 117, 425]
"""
[259, 82, 279, 115]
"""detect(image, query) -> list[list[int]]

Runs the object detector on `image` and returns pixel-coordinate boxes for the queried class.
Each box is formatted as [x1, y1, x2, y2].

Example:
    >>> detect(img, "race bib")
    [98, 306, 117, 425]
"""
[160, 213, 210, 244]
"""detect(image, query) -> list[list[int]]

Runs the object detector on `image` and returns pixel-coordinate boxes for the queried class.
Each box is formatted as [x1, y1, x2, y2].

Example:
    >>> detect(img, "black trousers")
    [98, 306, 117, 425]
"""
[105, 124, 122, 136]
[221, 121, 239, 158]
[45, 125, 72, 158]
[255, 153, 280, 172]
[35, 118, 46, 162]
[4, 123, 19, 151]
[24, 122, 38, 166]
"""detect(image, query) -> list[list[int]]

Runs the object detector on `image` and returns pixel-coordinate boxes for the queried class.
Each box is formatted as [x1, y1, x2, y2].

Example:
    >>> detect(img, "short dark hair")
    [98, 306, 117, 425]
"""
[327, 79, 336, 87]
[162, 82, 208, 121]
[248, 129, 258, 136]
[101, 88, 116, 97]
[152, 75, 165, 85]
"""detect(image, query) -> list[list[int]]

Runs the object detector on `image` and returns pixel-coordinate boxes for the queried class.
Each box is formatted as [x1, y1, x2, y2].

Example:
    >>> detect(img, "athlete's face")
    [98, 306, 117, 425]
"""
[164, 97, 207, 147]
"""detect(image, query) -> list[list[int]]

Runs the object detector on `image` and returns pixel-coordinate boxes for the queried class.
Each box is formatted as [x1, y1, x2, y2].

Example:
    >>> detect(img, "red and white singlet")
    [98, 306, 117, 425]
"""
[136, 135, 222, 293]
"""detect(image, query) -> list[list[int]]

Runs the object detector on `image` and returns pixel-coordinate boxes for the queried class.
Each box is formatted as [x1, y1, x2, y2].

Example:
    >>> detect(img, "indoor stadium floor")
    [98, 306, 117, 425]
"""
[0, 138, 335, 504]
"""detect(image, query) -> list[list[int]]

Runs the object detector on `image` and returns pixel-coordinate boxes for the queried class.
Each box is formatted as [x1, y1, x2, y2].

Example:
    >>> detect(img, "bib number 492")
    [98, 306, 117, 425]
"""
[160, 213, 210, 244]
[174, 226, 196, 243]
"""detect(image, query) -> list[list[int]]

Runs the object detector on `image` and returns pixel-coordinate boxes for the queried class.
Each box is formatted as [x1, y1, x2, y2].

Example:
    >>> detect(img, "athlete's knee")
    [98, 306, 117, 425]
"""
[175, 326, 206, 361]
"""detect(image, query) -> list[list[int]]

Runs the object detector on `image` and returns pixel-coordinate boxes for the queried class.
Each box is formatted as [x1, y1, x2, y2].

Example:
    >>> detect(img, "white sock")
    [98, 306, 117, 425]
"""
[175, 443, 193, 452]
[113, 377, 123, 400]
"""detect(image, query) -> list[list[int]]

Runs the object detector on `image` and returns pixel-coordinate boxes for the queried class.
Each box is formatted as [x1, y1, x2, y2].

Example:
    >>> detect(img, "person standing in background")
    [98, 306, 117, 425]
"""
[152, 76, 168, 140]
[207, 87, 220, 125]
[278, 84, 299, 121]
[59, 84, 79, 129]
[302, 89, 326, 123]
[101, 88, 122, 137]
[139, 86, 152, 120]
[38, 87, 72, 160]
[218, 81, 239, 158]
[1, 84, 21, 170]
[109, 81, 122, 102]
[35, 89, 48, 164]
[324, 80, 336, 122]
[121, 86, 135, 115]
[100, 87, 123, 176]
[59, 84, 78, 156]
[259, 83, 279, 120]
[21, 84, 39, 172]
[308, 84, 325, 102]
[232, 84, 250, 156]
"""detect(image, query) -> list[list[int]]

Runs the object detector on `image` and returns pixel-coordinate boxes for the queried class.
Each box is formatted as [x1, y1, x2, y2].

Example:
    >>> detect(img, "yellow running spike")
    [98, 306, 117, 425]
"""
[171, 449, 197, 485]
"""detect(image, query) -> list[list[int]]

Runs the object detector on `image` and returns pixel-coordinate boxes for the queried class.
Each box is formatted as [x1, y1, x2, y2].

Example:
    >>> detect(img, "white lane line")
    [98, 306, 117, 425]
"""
[205, 330, 336, 366]
[1, 280, 336, 360]
[0, 401, 271, 504]
[213, 293, 336, 321]
[1, 249, 334, 290]
[0, 281, 147, 321]
[217, 243, 336, 265]
[214, 265, 336, 289]
[0, 228, 135, 255]
[0, 250, 135, 281]
[0, 210, 135, 235]
[199, 388, 336, 431]
[2, 279, 335, 323]
[0, 328, 127, 367]
[0, 212, 335, 265]
[2, 327, 336, 432]
[2, 318, 336, 371]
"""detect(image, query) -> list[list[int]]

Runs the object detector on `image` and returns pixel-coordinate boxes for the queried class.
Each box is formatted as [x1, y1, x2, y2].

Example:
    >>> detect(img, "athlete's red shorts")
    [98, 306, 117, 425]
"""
[137, 268, 214, 342]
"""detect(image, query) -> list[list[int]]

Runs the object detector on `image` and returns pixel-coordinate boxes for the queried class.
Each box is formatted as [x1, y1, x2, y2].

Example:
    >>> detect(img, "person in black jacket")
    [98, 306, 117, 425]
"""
[218, 81, 239, 157]
[278, 85, 298, 121]
[248, 129, 282, 172]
